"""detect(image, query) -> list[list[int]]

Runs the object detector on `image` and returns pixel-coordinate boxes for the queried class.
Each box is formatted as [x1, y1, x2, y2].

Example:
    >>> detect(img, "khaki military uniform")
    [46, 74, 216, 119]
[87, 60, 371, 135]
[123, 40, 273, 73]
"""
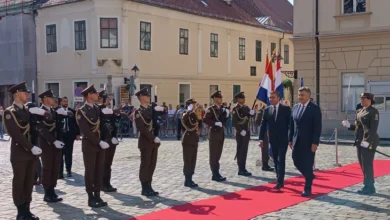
[181, 110, 199, 176]
[232, 104, 251, 172]
[349, 105, 380, 187]
[3, 104, 38, 207]
[77, 104, 105, 194]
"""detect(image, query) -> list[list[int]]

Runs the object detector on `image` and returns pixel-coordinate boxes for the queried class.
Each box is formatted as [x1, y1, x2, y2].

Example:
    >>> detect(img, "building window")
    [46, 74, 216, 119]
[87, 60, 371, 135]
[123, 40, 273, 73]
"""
[233, 85, 241, 103]
[210, 33, 218, 58]
[256, 40, 262, 62]
[250, 66, 257, 76]
[140, 22, 151, 51]
[179, 28, 189, 55]
[209, 85, 219, 105]
[45, 83, 60, 97]
[284, 45, 290, 64]
[46, 24, 57, 53]
[74, 20, 86, 50]
[341, 73, 364, 112]
[100, 18, 118, 48]
[271, 42, 276, 62]
[239, 38, 245, 60]
[343, 0, 366, 14]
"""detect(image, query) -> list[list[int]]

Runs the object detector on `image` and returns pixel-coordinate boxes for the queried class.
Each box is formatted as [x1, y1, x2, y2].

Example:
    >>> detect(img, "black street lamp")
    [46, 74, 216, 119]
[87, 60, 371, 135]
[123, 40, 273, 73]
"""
[131, 65, 139, 78]
[128, 65, 140, 104]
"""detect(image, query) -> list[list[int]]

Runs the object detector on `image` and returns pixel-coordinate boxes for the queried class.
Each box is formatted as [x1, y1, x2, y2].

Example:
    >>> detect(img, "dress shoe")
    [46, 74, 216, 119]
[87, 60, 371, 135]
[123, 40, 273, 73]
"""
[238, 170, 252, 176]
[25, 202, 39, 220]
[273, 183, 284, 190]
[148, 182, 159, 195]
[358, 185, 376, 195]
[66, 172, 72, 177]
[16, 204, 30, 220]
[184, 181, 199, 188]
[262, 166, 274, 172]
[212, 175, 227, 182]
[141, 182, 157, 197]
[94, 192, 108, 207]
[301, 189, 312, 197]
[51, 189, 63, 201]
[103, 185, 117, 192]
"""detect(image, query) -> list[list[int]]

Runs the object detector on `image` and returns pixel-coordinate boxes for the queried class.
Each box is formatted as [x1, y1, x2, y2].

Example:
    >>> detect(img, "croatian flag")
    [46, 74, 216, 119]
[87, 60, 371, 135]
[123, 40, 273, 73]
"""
[256, 54, 273, 106]
[275, 54, 284, 99]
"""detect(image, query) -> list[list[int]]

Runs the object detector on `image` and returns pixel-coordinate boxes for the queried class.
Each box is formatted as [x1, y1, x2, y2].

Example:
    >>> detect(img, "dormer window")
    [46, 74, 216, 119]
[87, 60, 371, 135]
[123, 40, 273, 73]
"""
[255, 16, 276, 26]
[343, 0, 366, 14]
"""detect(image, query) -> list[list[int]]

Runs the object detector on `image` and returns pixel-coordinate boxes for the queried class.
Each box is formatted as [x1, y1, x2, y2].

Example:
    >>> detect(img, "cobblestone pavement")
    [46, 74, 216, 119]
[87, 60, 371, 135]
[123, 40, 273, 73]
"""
[0, 138, 389, 220]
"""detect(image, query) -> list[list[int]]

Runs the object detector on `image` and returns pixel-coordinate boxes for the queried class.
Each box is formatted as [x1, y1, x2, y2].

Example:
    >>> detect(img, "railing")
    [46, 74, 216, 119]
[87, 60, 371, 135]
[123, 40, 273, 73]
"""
[0, 0, 34, 16]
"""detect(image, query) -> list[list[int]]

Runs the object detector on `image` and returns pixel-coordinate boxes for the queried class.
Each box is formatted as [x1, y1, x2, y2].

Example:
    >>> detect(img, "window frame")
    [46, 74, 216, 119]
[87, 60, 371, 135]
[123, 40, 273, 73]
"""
[284, 45, 290, 64]
[100, 18, 118, 49]
[210, 33, 218, 58]
[233, 85, 241, 103]
[179, 28, 189, 55]
[250, 66, 257, 76]
[341, 72, 365, 112]
[239, 38, 246, 60]
[44, 82, 61, 97]
[74, 20, 87, 51]
[342, 0, 366, 15]
[46, 24, 57, 53]
[140, 21, 152, 51]
[256, 40, 262, 62]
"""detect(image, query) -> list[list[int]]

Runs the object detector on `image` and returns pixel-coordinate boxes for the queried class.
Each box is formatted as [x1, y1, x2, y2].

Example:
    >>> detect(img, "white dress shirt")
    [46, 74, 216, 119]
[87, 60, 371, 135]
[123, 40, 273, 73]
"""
[298, 100, 311, 116]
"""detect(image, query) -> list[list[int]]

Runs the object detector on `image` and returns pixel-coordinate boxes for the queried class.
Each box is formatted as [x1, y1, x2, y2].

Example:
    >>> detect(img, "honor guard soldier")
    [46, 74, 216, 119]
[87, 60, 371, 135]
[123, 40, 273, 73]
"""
[181, 98, 199, 188]
[97, 90, 120, 192]
[134, 88, 164, 196]
[232, 92, 255, 176]
[76, 85, 110, 207]
[4, 82, 41, 220]
[203, 91, 229, 182]
[29, 89, 68, 203]
[342, 93, 380, 195]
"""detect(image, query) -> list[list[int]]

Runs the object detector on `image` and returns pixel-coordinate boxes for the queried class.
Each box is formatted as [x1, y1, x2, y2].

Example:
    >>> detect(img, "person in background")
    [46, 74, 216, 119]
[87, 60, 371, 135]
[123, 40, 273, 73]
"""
[0, 106, 4, 140]
[168, 104, 176, 136]
[176, 105, 185, 140]
[224, 102, 233, 137]
[255, 103, 274, 172]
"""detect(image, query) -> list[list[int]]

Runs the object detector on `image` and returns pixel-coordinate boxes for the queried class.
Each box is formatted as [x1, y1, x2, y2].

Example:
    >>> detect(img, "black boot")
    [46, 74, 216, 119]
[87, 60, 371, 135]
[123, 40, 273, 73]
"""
[25, 202, 39, 220]
[141, 182, 155, 196]
[238, 169, 252, 176]
[184, 175, 198, 188]
[87, 192, 99, 208]
[94, 192, 108, 207]
[51, 188, 63, 202]
[148, 182, 159, 196]
[102, 182, 117, 193]
[358, 184, 376, 195]
[211, 170, 226, 182]
[16, 204, 29, 220]
[43, 189, 59, 203]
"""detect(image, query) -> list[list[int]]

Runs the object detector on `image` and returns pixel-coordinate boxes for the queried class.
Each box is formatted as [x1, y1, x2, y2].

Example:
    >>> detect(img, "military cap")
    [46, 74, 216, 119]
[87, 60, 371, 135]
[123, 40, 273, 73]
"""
[38, 89, 55, 99]
[234, 91, 245, 99]
[81, 84, 98, 96]
[135, 88, 150, 97]
[98, 90, 107, 98]
[211, 91, 223, 99]
[361, 92, 375, 104]
[8, 81, 30, 94]
[185, 98, 197, 105]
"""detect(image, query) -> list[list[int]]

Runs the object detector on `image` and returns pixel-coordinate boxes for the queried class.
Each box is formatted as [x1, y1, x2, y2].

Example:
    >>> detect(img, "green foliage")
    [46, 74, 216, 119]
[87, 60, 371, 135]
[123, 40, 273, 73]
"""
[282, 79, 293, 89]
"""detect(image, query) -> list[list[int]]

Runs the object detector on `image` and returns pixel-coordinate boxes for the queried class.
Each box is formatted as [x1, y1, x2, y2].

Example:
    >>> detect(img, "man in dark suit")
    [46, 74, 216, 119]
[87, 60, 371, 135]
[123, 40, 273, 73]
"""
[289, 87, 322, 197]
[58, 97, 80, 178]
[259, 91, 291, 190]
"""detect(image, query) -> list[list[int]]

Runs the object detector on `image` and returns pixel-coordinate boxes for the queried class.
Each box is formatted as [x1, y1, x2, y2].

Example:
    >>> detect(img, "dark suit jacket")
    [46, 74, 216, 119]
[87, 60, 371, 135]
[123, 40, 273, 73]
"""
[259, 104, 291, 147]
[56, 107, 80, 138]
[289, 102, 322, 149]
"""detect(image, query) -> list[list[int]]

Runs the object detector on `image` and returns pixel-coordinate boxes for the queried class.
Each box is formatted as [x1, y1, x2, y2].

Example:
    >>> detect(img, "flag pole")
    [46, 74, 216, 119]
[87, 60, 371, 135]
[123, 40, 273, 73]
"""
[252, 52, 276, 110]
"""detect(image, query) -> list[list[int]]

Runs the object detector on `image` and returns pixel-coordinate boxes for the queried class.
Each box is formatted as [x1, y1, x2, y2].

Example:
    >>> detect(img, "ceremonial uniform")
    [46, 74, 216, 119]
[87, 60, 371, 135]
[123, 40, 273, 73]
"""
[3, 82, 40, 220]
[203, 91, 228, 182]
[35, 90, 65, 203]
[76, 85, 108, 208]
[346, 93, 380, 194]
[181, 98, 199, 187]
[232, 92, 252, 176]
[134, 88, 160, 196]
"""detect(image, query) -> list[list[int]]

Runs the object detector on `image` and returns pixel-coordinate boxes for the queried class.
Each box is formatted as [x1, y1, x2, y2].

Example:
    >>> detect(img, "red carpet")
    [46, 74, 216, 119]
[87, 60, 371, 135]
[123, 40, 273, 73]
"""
[129, 160, 390, 220]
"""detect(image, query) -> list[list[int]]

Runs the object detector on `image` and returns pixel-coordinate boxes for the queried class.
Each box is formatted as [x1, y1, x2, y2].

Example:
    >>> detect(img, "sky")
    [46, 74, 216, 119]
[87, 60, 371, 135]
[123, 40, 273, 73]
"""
[289, 0, 294, 4]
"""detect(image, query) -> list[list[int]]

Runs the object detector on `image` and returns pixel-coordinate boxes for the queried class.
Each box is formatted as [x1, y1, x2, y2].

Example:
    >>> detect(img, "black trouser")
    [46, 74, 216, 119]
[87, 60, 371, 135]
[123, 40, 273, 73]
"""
[235, 133, 250, 171]
[177, 119, 182, 140]
[271, 145, 288, 184]
[292, 146, 315, 189]
[60, 133, 75, 174]
[357, 146, 376, 186]
[35, 158, 42, 181]
[153, 124, 160, 137]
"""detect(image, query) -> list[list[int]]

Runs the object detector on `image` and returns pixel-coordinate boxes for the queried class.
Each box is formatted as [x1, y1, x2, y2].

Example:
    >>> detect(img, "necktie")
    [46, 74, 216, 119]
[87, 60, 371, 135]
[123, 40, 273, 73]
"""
[272, 105, 277, 121]
[297, 104, 305, 119]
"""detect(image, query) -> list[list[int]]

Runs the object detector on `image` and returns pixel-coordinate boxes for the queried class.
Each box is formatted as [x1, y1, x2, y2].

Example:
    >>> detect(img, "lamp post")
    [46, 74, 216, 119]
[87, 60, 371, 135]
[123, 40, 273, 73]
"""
[128, 65, 139, 105]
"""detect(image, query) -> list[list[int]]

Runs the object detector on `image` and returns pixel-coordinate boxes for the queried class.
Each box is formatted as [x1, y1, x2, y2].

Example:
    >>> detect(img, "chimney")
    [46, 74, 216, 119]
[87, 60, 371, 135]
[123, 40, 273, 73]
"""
[223, 0, 232, 6]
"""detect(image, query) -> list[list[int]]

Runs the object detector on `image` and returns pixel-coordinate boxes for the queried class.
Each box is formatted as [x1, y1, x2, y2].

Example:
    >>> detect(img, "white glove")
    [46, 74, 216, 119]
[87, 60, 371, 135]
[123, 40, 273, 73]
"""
[240, 130, 247, 136]
[102, 108, 113, 115]
[361, 141, 369, 148]
[341, 120, 351, 128]
[154, 137, 161, 143]
[215, 122, 222, 127]
[187, 104, 193, 111]
[249, 110, 255, 116]
[31, 146, 42, 155]
[111, 137, 119, 145]
[29, 107, 45, 116]
[56, 108, 68, 116]
[154, 106, 164, 112]
[53, 140, 65, 149]
[99, 141, 110, 149]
